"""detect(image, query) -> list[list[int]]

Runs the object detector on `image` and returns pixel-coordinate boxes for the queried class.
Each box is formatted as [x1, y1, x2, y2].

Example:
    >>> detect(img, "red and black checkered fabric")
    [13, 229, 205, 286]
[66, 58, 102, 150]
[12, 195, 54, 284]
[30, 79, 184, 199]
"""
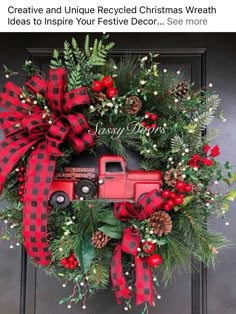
[114, 189, 163, 222]
[111, 190, 163, 306]
[114, 202, 137, 221]
[135, 256, 153, 306]
[121, 227, 140, 255]
[111, 227, 153, 306]
[23, 142, 56, 266]
[0, 133, 39, 193]
[110, 244, 132, 304]
[0, 81, 29, 113]
[0, 68, 97, 266]
[136, 189, 163, 221]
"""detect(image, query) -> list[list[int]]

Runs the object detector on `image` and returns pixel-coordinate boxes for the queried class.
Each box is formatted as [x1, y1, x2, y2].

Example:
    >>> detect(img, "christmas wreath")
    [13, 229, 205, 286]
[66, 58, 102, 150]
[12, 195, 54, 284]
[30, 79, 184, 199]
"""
[0, 35, 235, 312]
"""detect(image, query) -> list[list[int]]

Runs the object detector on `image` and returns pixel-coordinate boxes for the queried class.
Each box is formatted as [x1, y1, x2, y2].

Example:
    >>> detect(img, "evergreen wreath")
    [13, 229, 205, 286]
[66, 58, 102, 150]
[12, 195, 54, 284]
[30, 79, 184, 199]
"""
[0, 34, 235, 312]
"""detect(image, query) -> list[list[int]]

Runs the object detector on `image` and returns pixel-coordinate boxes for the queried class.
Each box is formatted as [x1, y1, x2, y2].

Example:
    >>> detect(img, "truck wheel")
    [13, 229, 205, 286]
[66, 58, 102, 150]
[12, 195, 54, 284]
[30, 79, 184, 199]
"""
[75, 180, 96, 199]
[49, 191, 70, 209]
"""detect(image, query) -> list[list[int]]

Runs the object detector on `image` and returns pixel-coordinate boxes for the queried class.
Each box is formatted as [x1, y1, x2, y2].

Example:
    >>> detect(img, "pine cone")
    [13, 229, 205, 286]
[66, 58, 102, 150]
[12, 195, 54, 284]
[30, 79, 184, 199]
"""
[148, 211, 172, 237]
[91, 231, 110, 249]
[175, 81, 189, 98]
[125, 96, 142, 115]
[164, 168, 182, 187]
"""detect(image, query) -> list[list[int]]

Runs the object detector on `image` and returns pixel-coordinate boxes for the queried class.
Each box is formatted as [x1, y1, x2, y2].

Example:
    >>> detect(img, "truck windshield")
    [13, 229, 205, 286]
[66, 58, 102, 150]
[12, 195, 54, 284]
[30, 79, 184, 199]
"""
[105, 162, 123, 173]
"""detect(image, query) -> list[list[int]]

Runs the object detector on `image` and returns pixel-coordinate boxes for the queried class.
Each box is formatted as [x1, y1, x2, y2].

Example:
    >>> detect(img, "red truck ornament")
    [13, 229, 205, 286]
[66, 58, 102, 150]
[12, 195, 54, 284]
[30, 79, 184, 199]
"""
[49, 155, 163, 209]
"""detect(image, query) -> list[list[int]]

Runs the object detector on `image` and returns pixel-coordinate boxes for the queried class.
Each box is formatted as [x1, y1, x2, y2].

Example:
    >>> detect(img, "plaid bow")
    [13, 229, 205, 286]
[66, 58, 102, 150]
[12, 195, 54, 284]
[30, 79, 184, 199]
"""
[111, 189, 163, 306]
[0, 68, 97, 266]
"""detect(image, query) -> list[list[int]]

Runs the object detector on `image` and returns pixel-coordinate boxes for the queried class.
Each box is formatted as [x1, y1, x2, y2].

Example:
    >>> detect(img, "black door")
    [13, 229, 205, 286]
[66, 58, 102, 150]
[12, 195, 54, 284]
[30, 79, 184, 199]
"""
[0, 33, 235, 314]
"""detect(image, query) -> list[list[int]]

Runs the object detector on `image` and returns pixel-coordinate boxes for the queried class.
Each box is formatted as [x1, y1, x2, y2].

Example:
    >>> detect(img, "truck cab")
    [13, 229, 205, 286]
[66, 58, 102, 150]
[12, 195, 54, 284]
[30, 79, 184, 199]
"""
[98, 156, 162, 202]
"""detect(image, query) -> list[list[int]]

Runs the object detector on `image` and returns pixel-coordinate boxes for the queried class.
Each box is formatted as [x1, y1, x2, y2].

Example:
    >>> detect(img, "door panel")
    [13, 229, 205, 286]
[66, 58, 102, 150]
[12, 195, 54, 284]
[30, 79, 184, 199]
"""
[26, 46, 203, 314]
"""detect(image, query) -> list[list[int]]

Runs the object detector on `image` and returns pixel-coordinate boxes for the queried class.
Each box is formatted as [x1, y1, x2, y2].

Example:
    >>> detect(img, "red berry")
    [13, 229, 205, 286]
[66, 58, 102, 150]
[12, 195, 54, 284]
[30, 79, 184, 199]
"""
[164, 203, 172, 212]
[60, 258, 67, 265]
[141, 241, 156, 254]
[184, 184, 192, 193]
[106, 87, 118, 99]
[145, 112, 151, 118]
[73, 260, 79, 267]
[161, 190, 171, 198]
[64, 263, 70, 268]
[146, 254, 163, 268]
[141, 121, 147, 127]
[68, 256, 75, 263]
[101, 75, 114, 88]
[170, 192, 177, 199]
[19, 166, 25, 172]
[174, 196, 184, 205]
[69, 264, 75, 270]
[175, 181, 185, 192]
[20, 184, 25, 190]
[18, 190, 23, 196]
[91, 80, 103, 93]
[71, 252, 76, 257]
[19, 197, 24, 203]
[18, 177, 24, 183]
[166, 199, 175, 208]
[151, 114, 158, 121]
[151, 123, 157, 129]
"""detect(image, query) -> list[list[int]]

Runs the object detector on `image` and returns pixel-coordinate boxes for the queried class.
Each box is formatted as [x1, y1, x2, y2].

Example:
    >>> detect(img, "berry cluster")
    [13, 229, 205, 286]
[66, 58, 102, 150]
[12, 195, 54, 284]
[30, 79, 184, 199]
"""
[141, 112, 158, 129]
[91, 75, 118, 99]
[60, 252, 79, 270]
[161, 181, 192, 212]
[17, 166, 26, 203]
[141, 241, 163, 268]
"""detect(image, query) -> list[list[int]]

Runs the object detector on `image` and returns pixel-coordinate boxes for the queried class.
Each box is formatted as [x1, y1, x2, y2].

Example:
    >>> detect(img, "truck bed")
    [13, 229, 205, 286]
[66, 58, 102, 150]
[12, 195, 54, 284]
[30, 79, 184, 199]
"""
[54, 167, 96, 180]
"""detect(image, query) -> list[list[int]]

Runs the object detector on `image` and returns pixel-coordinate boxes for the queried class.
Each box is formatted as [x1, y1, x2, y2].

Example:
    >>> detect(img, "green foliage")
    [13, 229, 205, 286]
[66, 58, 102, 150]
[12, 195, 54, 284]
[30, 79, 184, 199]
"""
[75, 234, 94, 274]
[50, 35, 114, 90]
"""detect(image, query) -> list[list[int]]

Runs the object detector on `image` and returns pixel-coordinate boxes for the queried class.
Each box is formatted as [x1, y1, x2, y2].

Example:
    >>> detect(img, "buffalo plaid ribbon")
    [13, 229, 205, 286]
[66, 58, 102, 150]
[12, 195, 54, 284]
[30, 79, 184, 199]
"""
[111, 189, 163, 306]
[0, 68, 97, 266]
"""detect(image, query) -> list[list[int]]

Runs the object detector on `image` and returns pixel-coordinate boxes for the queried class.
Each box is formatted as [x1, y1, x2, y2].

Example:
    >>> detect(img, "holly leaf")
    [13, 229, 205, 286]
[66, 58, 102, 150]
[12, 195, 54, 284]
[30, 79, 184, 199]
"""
[223, 173, 236, 186]
[98, 211, 120, 226]
[224, 189, 236, 202]
[155, 238, 168, 246]
[75, 235, 94, 274]
[98, 224, 122, 239]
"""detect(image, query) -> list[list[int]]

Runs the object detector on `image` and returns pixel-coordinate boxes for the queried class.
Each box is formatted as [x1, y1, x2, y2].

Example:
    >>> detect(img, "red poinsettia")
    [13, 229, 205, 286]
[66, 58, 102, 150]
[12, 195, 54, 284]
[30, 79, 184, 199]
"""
[201, 158, 214, 167]
[210, 145, 220, 157]
[203, 144, 211, 154]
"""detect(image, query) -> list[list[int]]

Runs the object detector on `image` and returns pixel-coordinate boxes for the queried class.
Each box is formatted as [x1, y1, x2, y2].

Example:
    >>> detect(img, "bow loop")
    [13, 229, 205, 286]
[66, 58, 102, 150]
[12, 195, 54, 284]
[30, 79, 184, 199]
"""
[121, 227, 140, 256]
[114, 190, 164, 222]
[26, 74, 48, 97]
[46, 119, 69, 156]
[63, 87, 90, 113]
[21, 111, 51, 136]
[47, 68, 67, 114]
[0, 81, 29, 113]
[0, 112, 24, 137]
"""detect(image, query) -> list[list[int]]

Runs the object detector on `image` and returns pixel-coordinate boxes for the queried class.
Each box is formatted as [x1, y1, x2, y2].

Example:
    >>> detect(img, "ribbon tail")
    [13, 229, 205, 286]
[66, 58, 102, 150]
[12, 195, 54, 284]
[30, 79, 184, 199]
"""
[0, 134, 39, 193]
[135, 257, 153, 306]
[23, 142, 56, 266]
[111, 244, 132, 304]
